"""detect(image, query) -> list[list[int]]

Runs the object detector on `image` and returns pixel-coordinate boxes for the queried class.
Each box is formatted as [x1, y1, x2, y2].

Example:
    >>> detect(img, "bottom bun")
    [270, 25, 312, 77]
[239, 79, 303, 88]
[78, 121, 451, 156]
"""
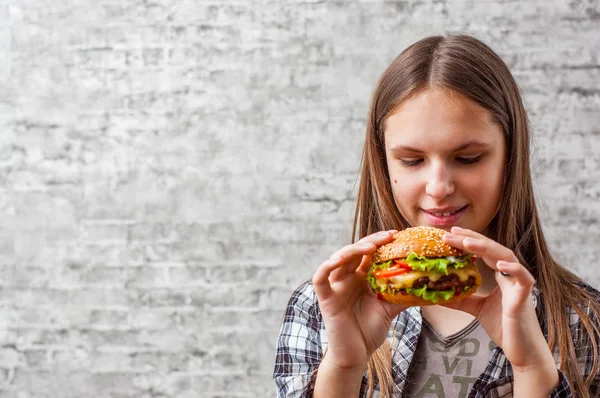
[378, 286, 479, 306]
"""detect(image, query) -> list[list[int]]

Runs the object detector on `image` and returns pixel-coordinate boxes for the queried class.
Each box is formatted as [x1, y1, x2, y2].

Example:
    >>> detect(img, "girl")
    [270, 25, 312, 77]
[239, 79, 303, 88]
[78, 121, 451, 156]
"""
[273, 35, 600, 397]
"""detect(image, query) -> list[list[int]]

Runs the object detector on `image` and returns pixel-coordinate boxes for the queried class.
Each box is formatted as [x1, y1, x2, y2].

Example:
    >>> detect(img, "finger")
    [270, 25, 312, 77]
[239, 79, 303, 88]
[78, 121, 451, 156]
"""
[496, 260, 535, 287]
[330, 243, 377, 279]
[495, 270, 537, 319]
[330, 241, 377, 262]
[450, 226, 486, 239]
[495, 261, 535, 306]
[443, 234, 517, 271]
[330, 258, 358, 281]
[322, 239, 382, 285]
[312, 257, 344, 297]
[357, 253, 375, 275]
[357, 229, 397, 246]
[316, 230, 397, 294]
[354, 230, 399, 276]
[328, 230, 396, 272]
[448, 227, 517, 262]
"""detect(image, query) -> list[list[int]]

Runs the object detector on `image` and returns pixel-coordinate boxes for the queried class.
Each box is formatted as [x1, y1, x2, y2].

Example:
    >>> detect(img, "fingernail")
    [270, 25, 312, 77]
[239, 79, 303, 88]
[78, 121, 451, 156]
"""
[497, 261, 511, 276]
[377, 231, 391, 236]
[358, 242, 374, 249]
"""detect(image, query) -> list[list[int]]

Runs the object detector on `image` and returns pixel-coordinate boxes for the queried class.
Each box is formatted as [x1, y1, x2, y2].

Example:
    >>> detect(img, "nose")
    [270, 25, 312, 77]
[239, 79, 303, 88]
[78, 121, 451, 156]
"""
[425, 161, 455, 199]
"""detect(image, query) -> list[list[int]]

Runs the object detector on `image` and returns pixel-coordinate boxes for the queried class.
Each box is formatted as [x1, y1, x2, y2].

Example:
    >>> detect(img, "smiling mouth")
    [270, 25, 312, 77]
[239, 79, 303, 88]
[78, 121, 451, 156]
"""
[424, 206, 467, 217]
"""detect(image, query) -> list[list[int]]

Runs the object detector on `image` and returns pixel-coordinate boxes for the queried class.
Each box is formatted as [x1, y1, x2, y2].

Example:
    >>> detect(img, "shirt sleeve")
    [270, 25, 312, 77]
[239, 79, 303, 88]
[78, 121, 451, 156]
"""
[547, 370, 573, 398]
[273, 281, 324, 398]
[548, 283, 600, 397]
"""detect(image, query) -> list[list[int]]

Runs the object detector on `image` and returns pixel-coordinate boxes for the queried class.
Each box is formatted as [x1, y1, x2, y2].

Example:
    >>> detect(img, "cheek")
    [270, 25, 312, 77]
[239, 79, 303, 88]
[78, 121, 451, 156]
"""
[464, 167, 503, 207]
[390, 173, 419, 202]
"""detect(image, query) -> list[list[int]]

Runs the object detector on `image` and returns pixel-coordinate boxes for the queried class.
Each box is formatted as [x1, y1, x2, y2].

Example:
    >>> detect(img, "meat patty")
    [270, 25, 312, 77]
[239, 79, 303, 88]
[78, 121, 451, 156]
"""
[411, 275, 476, 291]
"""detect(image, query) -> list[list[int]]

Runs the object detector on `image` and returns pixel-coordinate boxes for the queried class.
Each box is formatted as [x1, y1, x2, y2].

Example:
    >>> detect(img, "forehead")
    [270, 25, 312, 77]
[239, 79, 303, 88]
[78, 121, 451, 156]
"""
[384, 88, 504, 149]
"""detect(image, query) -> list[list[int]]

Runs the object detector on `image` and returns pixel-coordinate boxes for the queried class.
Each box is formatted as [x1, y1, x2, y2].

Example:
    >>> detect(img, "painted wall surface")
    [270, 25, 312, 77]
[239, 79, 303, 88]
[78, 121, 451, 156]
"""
[1, 0, 599, 396]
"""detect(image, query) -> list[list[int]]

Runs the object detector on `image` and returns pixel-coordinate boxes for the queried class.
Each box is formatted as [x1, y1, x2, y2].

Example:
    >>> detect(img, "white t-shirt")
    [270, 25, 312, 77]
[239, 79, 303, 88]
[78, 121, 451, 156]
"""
[403, 318, 494, 398]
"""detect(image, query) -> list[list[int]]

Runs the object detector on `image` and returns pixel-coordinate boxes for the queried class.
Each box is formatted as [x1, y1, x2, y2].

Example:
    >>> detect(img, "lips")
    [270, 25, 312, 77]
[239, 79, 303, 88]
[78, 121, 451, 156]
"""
[423, 205, 468, 226]
[427, 208, 463, 217]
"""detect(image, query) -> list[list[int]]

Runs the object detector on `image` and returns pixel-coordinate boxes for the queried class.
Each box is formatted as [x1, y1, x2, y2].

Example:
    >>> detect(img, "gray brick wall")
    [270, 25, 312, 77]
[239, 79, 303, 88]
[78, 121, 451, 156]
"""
[1, 0, 599, 396]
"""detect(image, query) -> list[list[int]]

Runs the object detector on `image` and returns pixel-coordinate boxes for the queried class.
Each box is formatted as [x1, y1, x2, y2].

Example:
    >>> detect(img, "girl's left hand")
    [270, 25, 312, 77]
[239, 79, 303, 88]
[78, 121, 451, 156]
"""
[442, 226, 555, 371]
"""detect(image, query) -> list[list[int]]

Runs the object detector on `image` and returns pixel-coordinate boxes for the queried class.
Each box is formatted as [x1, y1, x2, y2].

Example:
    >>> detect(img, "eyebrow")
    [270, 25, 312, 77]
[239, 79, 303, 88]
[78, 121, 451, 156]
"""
[389, 141, 491, 154]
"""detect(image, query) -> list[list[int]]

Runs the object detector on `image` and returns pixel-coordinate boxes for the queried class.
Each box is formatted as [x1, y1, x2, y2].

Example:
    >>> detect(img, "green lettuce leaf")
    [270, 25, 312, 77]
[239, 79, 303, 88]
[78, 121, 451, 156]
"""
[367, 260, 392, 292]
[367, 252, 473, 294]
[405, 252, 472, 275]
[406, 285, 456, 304]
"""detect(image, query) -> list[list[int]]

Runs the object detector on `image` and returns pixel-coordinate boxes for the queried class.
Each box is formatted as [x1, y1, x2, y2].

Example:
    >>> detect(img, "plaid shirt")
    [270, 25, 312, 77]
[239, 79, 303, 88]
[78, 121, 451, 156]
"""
[274, 281, 600, 397]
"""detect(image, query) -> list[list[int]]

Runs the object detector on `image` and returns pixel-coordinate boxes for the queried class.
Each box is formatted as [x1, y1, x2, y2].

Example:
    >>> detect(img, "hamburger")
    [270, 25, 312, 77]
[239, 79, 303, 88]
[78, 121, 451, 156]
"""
[367, 226, 481, 306]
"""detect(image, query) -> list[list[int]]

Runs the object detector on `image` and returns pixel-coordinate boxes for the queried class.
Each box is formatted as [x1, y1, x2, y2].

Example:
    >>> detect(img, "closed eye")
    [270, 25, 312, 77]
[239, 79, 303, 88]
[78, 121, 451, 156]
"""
[399, 158, 423, 167]
[456, 155, 482, 164]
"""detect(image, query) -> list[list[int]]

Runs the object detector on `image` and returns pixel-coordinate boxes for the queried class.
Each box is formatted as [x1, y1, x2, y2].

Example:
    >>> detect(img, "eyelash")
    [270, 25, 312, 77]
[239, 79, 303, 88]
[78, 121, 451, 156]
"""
[399, 159, 423, 167]
[457, 156, 482, 164]
[399, 156, 482, 167]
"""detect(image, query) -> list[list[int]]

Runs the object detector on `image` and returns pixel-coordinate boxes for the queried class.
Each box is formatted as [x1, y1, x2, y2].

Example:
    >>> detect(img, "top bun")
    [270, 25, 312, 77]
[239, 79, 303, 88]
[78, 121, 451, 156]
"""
[372, 226, 465, 263]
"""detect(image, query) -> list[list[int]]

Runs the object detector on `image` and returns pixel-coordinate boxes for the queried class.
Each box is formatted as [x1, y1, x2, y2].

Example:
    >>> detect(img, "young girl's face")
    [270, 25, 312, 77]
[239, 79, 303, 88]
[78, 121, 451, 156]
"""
[383, 88, 506, 235]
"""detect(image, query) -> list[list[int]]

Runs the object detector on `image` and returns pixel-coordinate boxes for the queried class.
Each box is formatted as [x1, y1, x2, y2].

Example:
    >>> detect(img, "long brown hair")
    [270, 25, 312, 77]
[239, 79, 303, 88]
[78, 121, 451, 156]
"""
[353, 35, 600, 397]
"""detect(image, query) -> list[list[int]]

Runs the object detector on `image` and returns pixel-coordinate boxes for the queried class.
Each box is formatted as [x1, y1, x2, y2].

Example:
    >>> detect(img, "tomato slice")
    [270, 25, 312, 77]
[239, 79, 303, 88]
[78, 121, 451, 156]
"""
[393, 259, 411, 269]
[373, 260, 412, 278]
[373, 266, 410, 278]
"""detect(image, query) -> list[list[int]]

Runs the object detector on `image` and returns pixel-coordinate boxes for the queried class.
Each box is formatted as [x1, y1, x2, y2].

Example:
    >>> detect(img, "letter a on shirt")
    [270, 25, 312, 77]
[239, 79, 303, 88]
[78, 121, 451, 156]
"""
[415, 374, 444, 398]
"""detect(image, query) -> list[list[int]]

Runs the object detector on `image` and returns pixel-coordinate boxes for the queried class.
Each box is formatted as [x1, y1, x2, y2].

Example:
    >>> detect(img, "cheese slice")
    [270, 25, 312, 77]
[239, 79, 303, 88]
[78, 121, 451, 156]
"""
[383, 263, 479, 289]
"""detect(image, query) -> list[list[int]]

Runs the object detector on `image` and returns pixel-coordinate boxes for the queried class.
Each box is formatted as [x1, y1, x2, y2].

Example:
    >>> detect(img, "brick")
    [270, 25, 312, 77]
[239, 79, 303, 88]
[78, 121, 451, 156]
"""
[202, 308, 283, 332]
[129, 351, 189, 373]
[130, 372, 192, 396]
[0, 266, 51, 288]
[11, 370, 94, 397]
[89, 309, 130, 327]
[22, 348, 48, 369]
[90, 351, 133, 373]
[7, 328, 74, 348]
[11, 228, 46, 264]
[80, 223, 130, 243]
[0, 387, 18, 398]
[132, 288, 191, 307]
[53, 265, 129, 288]
[125, 266, 172, 288]
[89, 372, 135, 394]
[127, 222, 176, 243]
[25, 347, 92, 371]
[0, 347, 26, 369]
[169, 266, 208, 286]
[0, 288, 133, 308]
[191, 373, 271, 395]
[128, 308, 196, 330]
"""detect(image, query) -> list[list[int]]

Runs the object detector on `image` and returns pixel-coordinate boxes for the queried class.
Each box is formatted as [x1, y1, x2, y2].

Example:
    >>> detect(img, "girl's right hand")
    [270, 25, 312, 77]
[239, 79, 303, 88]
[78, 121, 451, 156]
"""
[312, 230, 408, 370]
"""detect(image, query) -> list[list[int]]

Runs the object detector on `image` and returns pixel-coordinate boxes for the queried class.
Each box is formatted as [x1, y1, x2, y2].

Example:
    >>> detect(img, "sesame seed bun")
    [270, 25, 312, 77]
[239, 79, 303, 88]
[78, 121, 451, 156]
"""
[372, 226, 464, 263]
